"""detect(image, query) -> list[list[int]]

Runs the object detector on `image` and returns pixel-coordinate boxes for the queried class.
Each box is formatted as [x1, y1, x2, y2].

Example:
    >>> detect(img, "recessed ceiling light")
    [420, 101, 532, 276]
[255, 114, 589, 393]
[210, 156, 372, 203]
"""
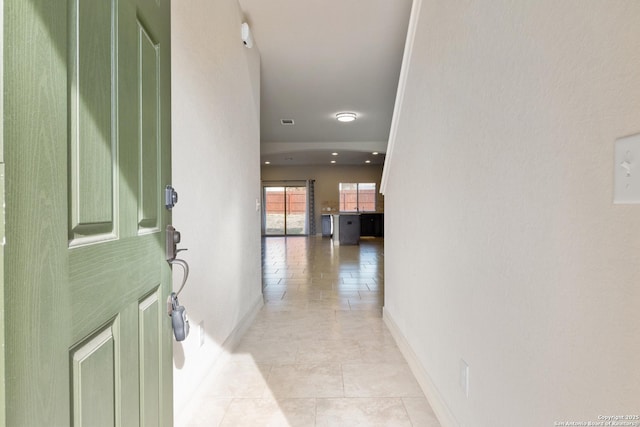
[281, 119, 295, 125]
[331, 160, 336, 164]
[365, 160, 371, 164]
[372, 152, 379, 155]
[332, 152, 339, 156]
[264, 161, 271, 165]
[336, 112, 357, 123]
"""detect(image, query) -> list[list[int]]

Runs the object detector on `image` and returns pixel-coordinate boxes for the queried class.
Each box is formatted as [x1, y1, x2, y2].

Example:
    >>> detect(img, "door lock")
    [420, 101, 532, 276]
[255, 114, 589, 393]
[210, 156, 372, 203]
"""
[166, 225, 187, 261]
[165, 185, 179, 210]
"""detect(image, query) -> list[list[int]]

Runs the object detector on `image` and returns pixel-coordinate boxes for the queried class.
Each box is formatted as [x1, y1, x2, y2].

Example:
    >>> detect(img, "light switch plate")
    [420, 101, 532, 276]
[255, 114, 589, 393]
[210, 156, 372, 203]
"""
[614, 133, 640, 204]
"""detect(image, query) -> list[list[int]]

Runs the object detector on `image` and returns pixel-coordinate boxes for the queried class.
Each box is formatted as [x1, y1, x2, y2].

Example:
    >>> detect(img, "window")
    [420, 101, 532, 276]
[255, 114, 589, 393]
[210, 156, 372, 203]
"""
[339, 183, 376, 212]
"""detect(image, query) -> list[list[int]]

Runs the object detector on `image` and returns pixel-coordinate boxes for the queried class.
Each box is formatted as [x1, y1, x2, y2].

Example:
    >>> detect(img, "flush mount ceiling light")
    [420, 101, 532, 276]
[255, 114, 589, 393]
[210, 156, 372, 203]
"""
[332, 152, 339, 156]
[372, 152, 379, 155]
[264, 161, 271, 165]
[336, 112, 357, 123]
[365, 160, 371, 164]
[331, 160, 336, 164]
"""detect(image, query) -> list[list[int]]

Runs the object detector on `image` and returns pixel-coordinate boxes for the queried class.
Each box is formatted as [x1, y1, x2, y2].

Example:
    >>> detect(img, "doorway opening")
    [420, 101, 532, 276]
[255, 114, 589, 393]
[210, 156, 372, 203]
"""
[263, 186, 308, 235]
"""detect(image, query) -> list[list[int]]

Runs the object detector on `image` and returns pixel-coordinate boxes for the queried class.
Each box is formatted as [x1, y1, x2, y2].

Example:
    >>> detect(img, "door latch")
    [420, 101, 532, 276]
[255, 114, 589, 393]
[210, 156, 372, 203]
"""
[165, 185, 178, 210]
[166, 225, 187, 262]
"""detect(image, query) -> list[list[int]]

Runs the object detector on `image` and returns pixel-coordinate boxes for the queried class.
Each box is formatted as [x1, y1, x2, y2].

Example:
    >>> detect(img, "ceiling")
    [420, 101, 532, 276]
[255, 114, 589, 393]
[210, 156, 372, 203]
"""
[237, 0, 413, 166]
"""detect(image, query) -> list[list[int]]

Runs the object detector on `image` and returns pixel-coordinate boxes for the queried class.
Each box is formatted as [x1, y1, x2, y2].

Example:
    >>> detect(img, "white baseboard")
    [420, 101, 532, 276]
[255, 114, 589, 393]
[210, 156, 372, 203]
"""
[174, 294, 264, 415]
[208, 293, 264, 375]
[221, 293, 264, 353]
[196, 294, 264, 382]
[383, 307, 460, 427]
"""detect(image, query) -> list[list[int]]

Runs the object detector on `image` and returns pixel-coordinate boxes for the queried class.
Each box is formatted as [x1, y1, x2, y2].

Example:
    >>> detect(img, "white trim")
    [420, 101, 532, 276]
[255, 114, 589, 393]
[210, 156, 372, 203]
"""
[380, 0, 423, 195]
[220, 293, 263, 353]
[383, 307, 460, 427]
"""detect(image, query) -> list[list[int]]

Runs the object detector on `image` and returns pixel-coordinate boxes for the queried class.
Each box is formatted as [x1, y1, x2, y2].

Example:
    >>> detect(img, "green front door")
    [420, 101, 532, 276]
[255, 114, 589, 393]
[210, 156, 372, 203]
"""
[4, 0, 172, 425]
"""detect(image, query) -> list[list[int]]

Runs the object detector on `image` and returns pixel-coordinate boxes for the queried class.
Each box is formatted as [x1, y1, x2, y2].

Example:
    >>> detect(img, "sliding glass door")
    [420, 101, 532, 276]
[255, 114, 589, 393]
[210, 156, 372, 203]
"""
[264, 186, 308, 235]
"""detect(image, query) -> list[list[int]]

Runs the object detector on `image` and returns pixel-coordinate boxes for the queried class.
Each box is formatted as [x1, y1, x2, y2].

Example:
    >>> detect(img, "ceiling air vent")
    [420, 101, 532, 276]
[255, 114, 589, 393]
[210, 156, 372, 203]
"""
[280, 119, 295, 125]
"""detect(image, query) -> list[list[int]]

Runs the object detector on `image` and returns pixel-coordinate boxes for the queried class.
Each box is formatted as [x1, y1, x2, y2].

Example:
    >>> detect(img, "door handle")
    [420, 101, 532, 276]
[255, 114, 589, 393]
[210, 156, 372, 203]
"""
[166, 225, 190, 341]
[166, 225, 187, 262]
[166, 224, 189, 295]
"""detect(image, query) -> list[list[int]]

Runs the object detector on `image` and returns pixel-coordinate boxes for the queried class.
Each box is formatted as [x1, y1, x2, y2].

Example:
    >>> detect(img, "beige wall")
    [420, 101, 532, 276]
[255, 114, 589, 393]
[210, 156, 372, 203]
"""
[171, 0, 262, 415]
[261, 164, 384, 234]
[383, 1, 640, 426]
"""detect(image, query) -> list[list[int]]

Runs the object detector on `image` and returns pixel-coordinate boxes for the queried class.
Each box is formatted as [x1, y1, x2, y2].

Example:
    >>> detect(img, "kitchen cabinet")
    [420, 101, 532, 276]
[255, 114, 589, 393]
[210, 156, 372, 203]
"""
[360, 213, 384, 237]
[339, 214, 360, 245]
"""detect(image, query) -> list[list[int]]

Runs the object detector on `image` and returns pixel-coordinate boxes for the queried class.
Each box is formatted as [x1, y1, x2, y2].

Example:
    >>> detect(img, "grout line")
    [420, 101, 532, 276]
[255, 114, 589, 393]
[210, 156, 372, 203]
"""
[215, 398, 234, 427]
[313, 397, 318, 426]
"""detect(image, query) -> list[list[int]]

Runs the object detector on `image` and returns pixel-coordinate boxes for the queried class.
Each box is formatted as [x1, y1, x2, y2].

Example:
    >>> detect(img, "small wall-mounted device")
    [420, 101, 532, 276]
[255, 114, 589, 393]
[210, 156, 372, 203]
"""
[241, 22, 254, 48]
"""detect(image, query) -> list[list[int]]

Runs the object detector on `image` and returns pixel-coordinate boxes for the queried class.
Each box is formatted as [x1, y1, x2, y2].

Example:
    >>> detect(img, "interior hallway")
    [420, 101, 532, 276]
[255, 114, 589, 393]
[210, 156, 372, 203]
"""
[178, 236, 441, 426]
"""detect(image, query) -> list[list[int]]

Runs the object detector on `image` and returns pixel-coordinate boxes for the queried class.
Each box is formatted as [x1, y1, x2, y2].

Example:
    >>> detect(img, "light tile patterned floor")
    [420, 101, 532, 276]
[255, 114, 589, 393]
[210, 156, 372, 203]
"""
[178, 236, 441, 426]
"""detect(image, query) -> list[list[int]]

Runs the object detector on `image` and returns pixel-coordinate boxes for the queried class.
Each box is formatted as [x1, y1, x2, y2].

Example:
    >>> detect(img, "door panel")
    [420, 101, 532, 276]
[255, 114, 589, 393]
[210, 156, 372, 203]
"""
[69, 0, 116, 242]
[4, 0, 172, 425]
[138, 21, 160, 232]
[264, 186, 285, 235]
[71, 324, 118, 427]
[139, 291, 162, 427]
[285, 186, 307, 235]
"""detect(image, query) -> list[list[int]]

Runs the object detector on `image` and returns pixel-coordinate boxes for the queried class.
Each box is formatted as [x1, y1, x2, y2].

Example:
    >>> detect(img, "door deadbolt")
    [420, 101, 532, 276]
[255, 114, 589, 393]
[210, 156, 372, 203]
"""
[165, 185, 179, 210]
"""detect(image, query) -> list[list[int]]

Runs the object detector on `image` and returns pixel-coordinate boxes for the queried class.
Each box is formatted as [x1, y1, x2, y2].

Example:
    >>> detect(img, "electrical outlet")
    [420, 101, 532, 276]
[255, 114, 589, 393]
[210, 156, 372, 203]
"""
[460, 359, 469, 397]
[199, 321, 205, 347]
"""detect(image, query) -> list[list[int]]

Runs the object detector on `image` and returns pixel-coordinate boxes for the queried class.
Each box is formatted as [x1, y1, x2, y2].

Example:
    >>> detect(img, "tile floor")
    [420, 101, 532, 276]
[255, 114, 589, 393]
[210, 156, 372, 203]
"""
[178, 236, 441, 426]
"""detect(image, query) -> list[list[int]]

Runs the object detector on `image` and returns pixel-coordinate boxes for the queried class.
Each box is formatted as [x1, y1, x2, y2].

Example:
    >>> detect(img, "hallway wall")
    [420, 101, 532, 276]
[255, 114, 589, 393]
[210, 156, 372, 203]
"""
[171, 0, 262, 414]
[383, 1, 640, 426]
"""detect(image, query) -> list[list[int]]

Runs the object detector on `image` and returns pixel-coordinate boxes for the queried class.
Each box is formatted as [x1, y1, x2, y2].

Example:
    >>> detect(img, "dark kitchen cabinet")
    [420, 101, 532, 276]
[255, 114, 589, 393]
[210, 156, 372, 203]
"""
[360, 213, 384, 237]
[339, 214, 360, 245]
